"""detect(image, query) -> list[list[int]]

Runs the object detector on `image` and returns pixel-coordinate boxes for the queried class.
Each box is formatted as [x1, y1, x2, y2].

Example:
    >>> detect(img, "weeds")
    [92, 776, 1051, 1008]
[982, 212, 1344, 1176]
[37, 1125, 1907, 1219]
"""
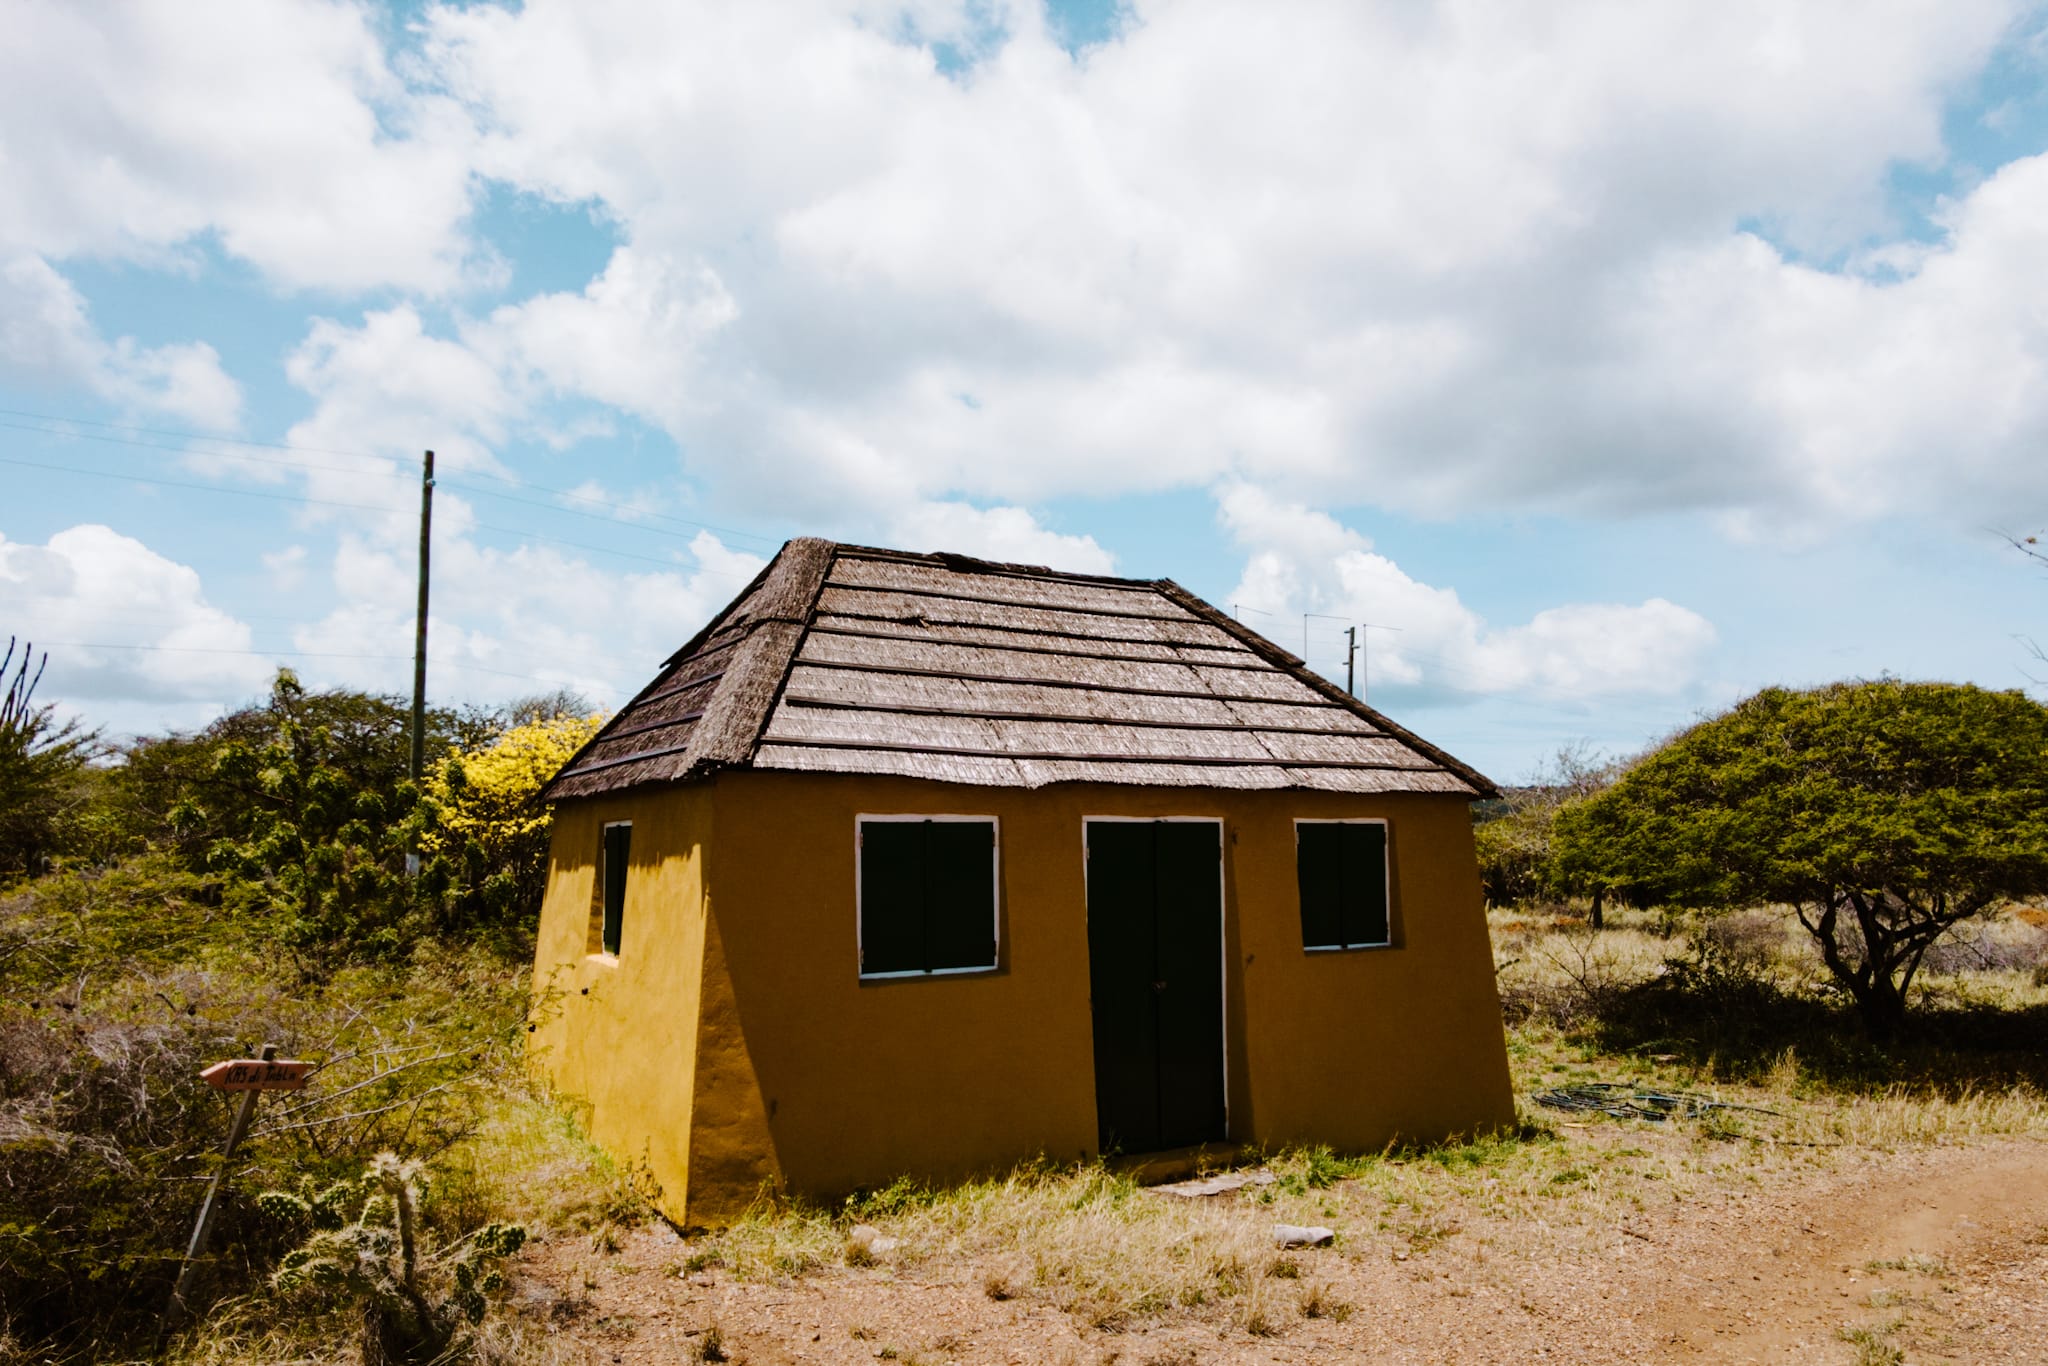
[1838, 1319, 1906, 1366]
[1298, 1279, 1352, 1321]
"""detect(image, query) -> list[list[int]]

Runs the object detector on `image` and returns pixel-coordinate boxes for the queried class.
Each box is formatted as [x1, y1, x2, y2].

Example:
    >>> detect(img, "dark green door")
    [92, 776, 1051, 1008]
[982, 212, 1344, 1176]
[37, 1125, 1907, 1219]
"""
[1085, 820, 1225, 1154]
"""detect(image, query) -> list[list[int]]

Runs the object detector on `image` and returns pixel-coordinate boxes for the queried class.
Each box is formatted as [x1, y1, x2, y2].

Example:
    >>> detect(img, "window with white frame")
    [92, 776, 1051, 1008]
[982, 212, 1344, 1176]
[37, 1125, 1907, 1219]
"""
[857, 816, 999, 977]
[1295, 819, 1391, 950]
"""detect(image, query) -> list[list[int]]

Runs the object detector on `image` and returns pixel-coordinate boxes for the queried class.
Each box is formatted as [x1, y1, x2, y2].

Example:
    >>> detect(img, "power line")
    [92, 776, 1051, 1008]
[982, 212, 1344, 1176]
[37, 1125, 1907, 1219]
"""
[0, 406, 784, 548]
[1, 450, 758, 580]
[465, 521, 747, 576]
[0, 452, 402, 514]
[26, 637, 620, 691]
[3, 416, 764, 555]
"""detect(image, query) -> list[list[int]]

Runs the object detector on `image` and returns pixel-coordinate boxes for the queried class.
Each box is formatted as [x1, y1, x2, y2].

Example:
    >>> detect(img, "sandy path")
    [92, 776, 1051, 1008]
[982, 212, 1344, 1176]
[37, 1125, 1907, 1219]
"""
[1617, 1142, 2048, 1363]
[517, 1139, 2048, 1364]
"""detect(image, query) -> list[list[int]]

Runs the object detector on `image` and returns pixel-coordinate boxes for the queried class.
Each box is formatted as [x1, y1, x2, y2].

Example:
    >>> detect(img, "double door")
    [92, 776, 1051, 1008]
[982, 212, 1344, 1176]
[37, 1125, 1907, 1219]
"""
[1084, 819, 1226, 1154]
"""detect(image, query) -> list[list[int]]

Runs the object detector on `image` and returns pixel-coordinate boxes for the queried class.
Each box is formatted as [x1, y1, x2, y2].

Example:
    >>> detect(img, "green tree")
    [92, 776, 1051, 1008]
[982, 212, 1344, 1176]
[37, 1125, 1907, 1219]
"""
[1552, 680, 2048, 1039]
[1470, 743, 1615, 919]
[189, 670, 440, 959]
[0, 638, 99, 879]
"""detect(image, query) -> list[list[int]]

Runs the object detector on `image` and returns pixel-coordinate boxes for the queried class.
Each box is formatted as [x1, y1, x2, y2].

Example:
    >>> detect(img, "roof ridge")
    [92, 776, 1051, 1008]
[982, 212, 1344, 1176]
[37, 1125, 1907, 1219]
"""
[832, 540, 1167, 591]
[680, 536, 837, 777]
[538, 537, 835, 801]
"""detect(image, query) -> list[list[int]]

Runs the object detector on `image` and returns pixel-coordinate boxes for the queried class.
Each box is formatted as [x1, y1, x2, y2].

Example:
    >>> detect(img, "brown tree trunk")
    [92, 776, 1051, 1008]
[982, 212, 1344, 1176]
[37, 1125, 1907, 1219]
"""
[1589, 887, 1604, 931]
[1851, 971, 1909, 1044]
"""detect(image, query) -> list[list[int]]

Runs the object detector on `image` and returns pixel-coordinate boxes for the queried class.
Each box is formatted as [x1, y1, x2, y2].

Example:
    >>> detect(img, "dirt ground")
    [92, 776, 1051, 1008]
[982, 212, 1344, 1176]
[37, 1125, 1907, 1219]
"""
[514, 1136, 2048, 1364]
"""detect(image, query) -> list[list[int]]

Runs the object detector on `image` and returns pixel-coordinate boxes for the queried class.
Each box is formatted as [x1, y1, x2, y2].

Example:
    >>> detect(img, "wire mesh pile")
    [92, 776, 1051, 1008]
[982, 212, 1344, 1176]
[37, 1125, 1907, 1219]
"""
[1532, 1082, 1780, 1123]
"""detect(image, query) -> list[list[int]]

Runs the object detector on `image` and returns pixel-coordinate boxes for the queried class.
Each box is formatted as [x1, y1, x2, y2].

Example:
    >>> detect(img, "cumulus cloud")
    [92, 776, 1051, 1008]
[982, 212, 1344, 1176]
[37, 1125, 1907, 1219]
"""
[12, 0, 2048, 531]
[0, 256, 241, 428]
[1217, 485, 1717, 700]
[475, 247, 739, 431]
[291, 528, 765, 704]
[0, 0, 482, 293]
[0, 525, 268, 705]
[884, 500, 1115, 572]
[14, 0, 2047, 730]
[387, 0, 2044, 531]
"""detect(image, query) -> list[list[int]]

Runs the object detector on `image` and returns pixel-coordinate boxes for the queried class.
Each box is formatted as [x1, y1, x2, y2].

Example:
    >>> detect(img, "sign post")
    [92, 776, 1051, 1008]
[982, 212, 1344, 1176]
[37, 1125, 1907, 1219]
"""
[164, 1044, 312, 1328]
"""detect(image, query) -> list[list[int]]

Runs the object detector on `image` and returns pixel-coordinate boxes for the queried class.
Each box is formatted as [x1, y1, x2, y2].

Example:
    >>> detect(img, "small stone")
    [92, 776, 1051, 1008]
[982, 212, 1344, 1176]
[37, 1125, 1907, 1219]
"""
[848, 1223, 901, 1256]
[1273, 1224, 1335, 1248]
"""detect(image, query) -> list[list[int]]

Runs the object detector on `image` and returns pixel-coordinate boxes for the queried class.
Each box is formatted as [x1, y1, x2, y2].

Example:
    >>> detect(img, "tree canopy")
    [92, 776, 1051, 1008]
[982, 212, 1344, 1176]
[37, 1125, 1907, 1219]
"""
[1551, 679, 2048, 1037]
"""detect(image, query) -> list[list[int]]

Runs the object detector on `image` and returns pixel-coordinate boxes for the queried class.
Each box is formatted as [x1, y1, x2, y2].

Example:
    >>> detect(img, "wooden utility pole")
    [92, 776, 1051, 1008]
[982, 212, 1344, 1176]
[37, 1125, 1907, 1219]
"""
[1346, 626, 1357, 697]
[409, 450, 435, 785]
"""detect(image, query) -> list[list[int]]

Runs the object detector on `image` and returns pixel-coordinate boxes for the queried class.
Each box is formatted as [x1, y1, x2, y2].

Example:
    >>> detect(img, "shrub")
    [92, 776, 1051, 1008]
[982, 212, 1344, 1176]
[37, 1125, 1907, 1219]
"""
[422, 712, 605, 944]
[0, 861, 522, 1359]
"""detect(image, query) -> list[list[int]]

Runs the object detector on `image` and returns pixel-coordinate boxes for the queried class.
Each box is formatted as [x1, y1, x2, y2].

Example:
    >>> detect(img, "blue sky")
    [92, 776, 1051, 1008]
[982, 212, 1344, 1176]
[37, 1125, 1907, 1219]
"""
[4, 0, 2047, 783]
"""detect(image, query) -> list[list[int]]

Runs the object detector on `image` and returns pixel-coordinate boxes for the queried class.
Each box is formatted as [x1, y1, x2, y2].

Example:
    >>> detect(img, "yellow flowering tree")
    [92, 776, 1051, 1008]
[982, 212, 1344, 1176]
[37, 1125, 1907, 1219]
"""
[424, 711, 605, 936]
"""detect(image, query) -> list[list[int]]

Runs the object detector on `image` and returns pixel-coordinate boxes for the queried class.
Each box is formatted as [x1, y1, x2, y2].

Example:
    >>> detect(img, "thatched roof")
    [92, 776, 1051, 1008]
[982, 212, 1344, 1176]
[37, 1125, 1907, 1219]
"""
[541, 539, 1496, 802]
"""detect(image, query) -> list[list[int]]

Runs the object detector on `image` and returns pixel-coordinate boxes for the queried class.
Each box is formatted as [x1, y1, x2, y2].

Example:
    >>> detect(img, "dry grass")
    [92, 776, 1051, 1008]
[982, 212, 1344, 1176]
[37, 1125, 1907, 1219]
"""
[425, 1074, 647, 1239]
[606, 902, 2048, 1346]
[174, 901, 2048, 1363]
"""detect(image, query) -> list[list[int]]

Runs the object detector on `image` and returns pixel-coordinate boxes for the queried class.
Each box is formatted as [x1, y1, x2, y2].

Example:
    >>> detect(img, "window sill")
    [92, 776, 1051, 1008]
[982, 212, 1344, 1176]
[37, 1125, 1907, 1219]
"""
[858, 964, 1001, 982]
[584, 952, 620, 967]
[1303, 942, 1395, 954]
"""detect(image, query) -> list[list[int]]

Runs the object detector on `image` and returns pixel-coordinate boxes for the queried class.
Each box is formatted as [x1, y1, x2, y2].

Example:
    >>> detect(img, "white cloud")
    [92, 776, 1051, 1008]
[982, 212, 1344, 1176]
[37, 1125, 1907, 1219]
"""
[884, 501, 1115, 572]
[278, 304, 520, 541]
[369, 0, 2045, 533]
[0, 256, 241, 428]
[11, 1, 2048, 531]
[475, 247, 739, 431]
[1217, 485, 1717, 700]
[0, 525, 268, 706]
[18, 0, 2048, 731]
[0, 0, 482, 294]
[291, 529, 765, 705]
[262, 545, 310, 593]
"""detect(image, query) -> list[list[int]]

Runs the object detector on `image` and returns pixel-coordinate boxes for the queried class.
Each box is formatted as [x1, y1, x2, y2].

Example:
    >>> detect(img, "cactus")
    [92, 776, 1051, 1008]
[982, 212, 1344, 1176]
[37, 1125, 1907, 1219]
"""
[266, 1154, 525, 1365]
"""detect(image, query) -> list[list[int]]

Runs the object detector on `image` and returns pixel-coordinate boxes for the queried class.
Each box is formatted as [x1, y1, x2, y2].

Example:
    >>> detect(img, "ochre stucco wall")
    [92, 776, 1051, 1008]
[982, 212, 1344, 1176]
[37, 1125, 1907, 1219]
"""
[533, 772, 1515, 1227]
[690, 773, 1514, 1219]
[529, 787, 712, 1222]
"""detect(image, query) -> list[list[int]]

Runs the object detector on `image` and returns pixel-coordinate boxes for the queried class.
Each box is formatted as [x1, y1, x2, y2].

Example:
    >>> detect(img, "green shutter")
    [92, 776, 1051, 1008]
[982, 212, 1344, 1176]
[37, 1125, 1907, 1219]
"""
[859, 821, 925, 974]
[601, 824, 631, 956]
[1295, 823, 1344, 949]
[1340, 822, 1390, 947]
[1085, 820, 1162, 1151]
[1153, 821, 1225, 1148]
[924, 820, 996, 971]
[1297, 822, 1390, 950]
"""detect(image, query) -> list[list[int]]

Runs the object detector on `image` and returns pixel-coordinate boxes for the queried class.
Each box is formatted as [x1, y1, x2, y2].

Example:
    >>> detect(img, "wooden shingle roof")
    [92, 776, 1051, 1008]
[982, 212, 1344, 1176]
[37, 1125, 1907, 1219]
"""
[541, 538, 1496, 801]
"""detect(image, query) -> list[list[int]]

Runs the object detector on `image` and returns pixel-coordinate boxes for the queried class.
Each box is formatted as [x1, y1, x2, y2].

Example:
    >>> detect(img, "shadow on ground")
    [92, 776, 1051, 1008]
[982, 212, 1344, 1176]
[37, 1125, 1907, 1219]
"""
[1513, 961, 2048, 1095]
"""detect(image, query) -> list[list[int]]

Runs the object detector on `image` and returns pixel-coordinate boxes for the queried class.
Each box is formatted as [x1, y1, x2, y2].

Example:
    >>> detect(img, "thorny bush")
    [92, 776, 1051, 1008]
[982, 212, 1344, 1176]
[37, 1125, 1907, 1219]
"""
[0, 861, 522, 1362]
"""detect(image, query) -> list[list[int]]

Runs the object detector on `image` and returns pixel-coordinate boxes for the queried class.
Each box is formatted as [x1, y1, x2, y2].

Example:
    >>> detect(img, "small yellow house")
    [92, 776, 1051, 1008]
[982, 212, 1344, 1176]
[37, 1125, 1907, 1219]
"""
[532, 538, 1513, 1227]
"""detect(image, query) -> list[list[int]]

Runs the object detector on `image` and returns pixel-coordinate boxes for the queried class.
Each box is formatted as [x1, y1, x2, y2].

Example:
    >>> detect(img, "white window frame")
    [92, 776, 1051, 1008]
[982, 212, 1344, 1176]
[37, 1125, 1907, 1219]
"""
[1080, 815, 1231, 1139]
[1294, 817, 1394, 952]
[855, 813, 1003, 980]
[591, 820, 632, 962]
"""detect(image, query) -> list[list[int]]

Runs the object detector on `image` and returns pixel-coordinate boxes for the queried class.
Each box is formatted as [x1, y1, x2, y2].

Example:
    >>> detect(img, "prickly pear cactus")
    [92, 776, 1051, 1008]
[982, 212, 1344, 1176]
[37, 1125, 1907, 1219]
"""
[263, 1153, 525, 1364]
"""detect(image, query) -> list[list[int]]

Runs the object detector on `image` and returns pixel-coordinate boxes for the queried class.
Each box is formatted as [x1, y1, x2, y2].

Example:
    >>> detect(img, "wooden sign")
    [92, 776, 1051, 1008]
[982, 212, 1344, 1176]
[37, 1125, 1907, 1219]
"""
[200, 1058, 312, 1091]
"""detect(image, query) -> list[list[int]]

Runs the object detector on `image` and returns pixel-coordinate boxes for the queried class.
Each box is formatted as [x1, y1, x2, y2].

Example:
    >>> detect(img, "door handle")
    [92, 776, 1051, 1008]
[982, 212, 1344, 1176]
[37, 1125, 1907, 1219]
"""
[1152, 980, 1167, 993]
